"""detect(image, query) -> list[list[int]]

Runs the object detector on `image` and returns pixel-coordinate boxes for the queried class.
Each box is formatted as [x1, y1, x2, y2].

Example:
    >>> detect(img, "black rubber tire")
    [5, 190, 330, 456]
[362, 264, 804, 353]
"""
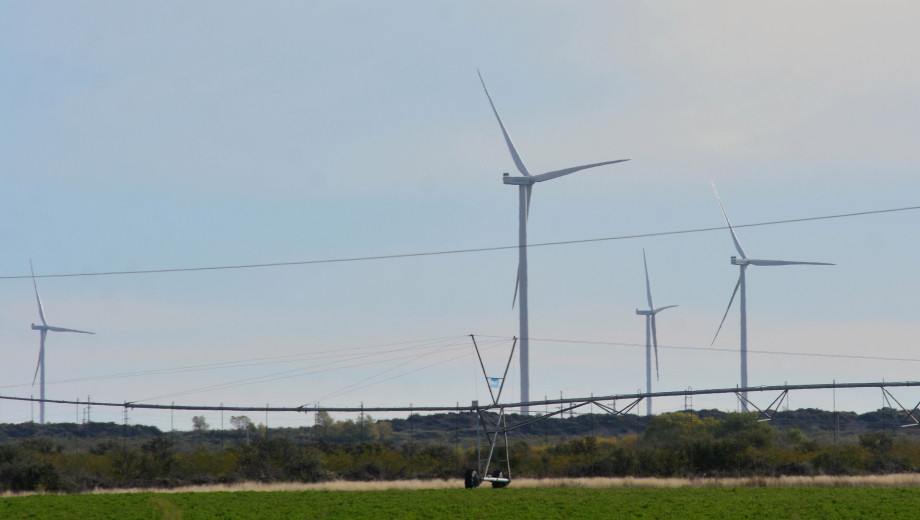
[464, 469, 481, 488]
[490, 470, 510, 488]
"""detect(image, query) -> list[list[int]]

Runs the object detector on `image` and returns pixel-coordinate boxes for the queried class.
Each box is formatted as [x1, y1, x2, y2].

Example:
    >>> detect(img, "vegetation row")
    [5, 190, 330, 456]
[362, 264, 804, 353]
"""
[2, 409, 920, 493]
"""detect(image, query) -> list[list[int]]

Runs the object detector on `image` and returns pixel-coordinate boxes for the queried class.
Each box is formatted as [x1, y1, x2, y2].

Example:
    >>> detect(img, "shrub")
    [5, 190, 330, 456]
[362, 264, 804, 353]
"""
[0, 451, 68, 492]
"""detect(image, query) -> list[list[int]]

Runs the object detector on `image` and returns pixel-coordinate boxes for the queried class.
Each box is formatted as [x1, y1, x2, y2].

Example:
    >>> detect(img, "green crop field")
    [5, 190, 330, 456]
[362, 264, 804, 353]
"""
[3, 487, 920, 520]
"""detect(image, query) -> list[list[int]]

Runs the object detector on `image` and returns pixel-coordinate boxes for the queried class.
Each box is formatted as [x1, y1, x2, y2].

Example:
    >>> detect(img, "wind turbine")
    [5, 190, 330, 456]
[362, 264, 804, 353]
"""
[29, 261, 94, 424]
[709, 182, 832, 409]
[635, 249, 677, 417]
[478, 70, 629, 414]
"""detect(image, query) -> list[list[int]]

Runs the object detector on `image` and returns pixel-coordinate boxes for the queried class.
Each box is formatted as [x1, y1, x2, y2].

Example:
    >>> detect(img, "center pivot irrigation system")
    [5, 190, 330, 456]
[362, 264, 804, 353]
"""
[461, 335, 920, 489]
[3, 335, 920, 489]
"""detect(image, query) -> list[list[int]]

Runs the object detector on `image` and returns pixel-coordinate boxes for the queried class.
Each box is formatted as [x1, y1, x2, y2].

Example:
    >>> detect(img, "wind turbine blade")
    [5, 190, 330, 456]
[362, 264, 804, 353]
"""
[512, 262, 520, 309]
[711, 276, 741, 346]
[747, 259, 835, 267]
[651, 314, 660, 381]
[46, 326, 94, 334]
[30, 260, 48, 326]
[710, 180, 747, 259]
[514, 183, 531, 308]
[653, 305, 678, 314]
[643, 249, 654, 310]
[530, 159, 629, 183]
[32, 330, 46, 385]
[525, 184, 532, 220]
[477, 70, 530, 177]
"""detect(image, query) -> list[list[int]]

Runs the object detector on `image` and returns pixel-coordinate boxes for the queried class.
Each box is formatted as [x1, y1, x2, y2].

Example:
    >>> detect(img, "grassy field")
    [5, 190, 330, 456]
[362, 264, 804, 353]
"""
[3, 485, 920, 519]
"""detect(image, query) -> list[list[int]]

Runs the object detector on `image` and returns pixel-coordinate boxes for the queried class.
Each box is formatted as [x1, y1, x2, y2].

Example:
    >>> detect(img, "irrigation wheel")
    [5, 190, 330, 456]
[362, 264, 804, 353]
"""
[464, 469, 482, 488]
[490, 470, 510, 488]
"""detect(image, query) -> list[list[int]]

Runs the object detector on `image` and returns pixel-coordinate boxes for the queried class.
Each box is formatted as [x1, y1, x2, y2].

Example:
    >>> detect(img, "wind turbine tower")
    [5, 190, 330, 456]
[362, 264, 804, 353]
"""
[478, 71, 629, 413]
[709, 182, 833, 409]
[635, 249, 677, 416]
[29, 261, 94, 424]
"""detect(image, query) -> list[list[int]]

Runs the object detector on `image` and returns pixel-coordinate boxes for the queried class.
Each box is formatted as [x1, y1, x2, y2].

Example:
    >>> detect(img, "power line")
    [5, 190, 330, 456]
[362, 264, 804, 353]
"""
[479, 335, 920, 364]
[130, 336, 492, 403]
[0, 335, 472, 391]
[126, 335, 920, 404]
[6, 330, 917, 400]
[310, 337, 512, 404]
[2, 205, 917, 281]
[0, 335, 507, 405]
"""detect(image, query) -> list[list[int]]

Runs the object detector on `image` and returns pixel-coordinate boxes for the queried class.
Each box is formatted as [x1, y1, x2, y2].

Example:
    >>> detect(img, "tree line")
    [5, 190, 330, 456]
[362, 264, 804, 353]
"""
[2, 410, 920, 493]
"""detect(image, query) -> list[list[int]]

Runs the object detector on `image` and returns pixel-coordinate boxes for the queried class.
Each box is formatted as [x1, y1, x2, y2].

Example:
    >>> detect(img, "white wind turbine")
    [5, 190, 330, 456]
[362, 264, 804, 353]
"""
[29, 261, 94, 424]
[478, 71, 629, 413]
[635, 249, 677, 417]
[709, 182, 833, 409]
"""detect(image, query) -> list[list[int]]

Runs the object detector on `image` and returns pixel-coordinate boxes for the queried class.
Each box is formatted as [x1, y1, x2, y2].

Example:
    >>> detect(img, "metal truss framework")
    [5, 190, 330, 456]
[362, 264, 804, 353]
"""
[4, 379, 920, 488]
[2, 381, 920, 419]
[5, 334, 920, 489]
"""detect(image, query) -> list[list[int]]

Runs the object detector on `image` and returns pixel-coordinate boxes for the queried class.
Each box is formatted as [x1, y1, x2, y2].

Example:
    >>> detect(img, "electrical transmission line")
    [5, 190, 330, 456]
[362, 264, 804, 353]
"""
[0, 336, 471, 391]
[1, 205, 916, 281]
[131, 336, 496, 404]
[5, 333, 919, 401]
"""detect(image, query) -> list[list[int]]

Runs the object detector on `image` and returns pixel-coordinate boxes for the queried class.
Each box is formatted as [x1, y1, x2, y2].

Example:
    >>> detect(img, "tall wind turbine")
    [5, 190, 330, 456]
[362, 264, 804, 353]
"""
[635, 249, 677, 417]
[709, 182, 832, 409]
[478, 71, 629, 413]
[29, 261, 94, 424]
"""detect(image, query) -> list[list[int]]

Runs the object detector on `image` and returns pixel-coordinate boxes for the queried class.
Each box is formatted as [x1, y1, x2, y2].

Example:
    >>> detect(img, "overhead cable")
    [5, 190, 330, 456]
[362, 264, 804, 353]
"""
[495, 336, 920, 364]
[0, 335, 475, 391]
[1, 205, 917, 280]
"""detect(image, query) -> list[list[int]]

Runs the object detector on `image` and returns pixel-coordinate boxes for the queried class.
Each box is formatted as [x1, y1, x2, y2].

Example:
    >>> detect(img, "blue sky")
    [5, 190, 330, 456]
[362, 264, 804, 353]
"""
[2, 2, 919, 430]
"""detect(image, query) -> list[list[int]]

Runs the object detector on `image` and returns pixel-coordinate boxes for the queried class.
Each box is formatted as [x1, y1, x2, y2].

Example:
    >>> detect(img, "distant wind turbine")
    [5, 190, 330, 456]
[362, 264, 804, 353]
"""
[635, 249, 677, 417]
[29, 261, 94, 424]
[478, 70, 629, 413]
[709, 182, 833, 409]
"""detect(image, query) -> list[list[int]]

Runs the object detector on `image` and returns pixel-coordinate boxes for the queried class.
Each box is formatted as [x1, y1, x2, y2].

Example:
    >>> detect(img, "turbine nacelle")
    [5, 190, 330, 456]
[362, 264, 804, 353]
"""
[502, 174, 534, 186]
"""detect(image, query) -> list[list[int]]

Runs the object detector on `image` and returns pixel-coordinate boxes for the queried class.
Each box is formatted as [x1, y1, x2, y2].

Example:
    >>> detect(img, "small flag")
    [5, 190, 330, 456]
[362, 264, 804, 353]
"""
[489, 377, 502, 388]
